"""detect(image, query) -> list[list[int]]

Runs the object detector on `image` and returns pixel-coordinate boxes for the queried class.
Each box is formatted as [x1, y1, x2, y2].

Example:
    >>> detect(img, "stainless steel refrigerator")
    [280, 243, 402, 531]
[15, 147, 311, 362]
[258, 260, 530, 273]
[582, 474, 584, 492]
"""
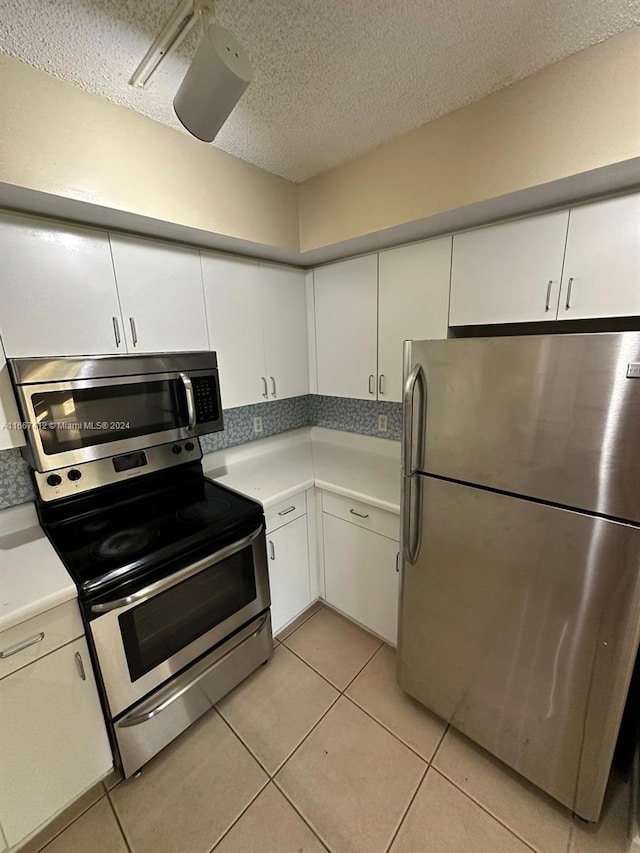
[398, 332, 640, 822]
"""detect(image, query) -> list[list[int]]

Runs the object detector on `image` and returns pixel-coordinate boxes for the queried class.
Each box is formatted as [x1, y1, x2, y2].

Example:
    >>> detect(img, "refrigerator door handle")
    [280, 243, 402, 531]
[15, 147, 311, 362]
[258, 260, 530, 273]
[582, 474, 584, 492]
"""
[402, 361, 426, 477]
[402, 474, 423, 565]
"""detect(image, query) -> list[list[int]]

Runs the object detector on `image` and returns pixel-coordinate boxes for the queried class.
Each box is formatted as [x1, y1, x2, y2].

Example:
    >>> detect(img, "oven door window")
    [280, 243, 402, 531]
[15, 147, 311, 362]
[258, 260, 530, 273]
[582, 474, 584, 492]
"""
[118, 546, 258, 682]
[31, 379, 188, 455]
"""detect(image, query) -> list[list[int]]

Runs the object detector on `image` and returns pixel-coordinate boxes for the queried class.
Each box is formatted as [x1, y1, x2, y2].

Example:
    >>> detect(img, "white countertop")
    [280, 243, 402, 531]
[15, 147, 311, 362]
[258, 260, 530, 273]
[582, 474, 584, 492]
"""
[203, 427, 401, 514]
[0, 502, 76, 633]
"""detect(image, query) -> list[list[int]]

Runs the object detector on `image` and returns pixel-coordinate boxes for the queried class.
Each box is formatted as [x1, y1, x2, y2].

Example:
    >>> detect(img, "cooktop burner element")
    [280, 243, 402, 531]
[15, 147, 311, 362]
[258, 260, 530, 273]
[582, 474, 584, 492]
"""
[177, 502, 219, 525]
[91, 527, 159, 562]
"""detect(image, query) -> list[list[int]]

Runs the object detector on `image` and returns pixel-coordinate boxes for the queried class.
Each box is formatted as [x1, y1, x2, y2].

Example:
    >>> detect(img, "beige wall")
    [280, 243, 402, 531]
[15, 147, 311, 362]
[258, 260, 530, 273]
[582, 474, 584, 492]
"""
[0, 54, 299, 252]
[298, 28, 640, 252]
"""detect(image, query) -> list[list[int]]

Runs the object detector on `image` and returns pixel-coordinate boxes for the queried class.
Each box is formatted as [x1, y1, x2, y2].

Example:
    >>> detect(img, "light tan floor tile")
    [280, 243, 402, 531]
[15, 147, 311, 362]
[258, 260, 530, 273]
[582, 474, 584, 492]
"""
[16, 784, 105, 853]
[390, 769, 533, 853]
[275, 600, 324, 642]
[38, 798, 127, 853]
[101, 768, 122, 793]
[213, 783, 326, 853]
[217, 643, 338, 773]
[283, 606, 382, 689]
[346, 644, 447, 761]
[570, 771, 631, 852]
[434, 727, 572, 852]
[110, 709, 267, 853]
[276, 696, 425, 853]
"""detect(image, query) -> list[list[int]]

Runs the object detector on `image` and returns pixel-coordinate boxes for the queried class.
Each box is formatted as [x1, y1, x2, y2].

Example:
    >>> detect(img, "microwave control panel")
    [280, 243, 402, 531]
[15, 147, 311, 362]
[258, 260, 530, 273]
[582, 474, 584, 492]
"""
[192, 375, 220, 423]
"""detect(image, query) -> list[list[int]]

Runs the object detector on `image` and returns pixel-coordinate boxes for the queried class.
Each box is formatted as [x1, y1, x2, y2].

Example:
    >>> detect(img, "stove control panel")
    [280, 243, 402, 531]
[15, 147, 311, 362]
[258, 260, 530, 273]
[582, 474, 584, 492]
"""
[33, 439, 203, 502]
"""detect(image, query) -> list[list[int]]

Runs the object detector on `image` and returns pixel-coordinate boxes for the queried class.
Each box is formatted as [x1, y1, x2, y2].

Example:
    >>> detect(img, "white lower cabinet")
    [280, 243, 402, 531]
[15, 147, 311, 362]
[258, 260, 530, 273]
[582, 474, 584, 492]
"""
[266, 513, 312, 635]
[0, 636, 112, 848]
[322, 510, 399, 646]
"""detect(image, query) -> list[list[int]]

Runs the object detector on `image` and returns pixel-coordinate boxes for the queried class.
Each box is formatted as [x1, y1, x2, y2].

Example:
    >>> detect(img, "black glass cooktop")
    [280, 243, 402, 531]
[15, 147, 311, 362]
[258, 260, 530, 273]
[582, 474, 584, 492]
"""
[38, 462, 263, 601]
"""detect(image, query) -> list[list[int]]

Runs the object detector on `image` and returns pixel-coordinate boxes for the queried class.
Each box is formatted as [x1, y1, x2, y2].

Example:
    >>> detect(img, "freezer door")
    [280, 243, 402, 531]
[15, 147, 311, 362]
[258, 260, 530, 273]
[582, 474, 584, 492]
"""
[407, 332, 640, 523]
[398, 476, 640, 820]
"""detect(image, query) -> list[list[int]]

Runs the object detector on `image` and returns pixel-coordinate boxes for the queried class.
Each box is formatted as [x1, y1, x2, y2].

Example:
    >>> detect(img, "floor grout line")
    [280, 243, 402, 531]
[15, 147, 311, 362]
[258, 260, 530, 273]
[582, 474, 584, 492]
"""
[383, 763, 429, 853]
[271, 776, 333, 853]
[105, 790, 134, 853]
[27, 786, 108, 853]
[205, 778, 271, 853]
[215, 706, 274, 779]
[279, 637, 358, 692]
[275, 600, 324, 642]
[430, 767, 541, 853]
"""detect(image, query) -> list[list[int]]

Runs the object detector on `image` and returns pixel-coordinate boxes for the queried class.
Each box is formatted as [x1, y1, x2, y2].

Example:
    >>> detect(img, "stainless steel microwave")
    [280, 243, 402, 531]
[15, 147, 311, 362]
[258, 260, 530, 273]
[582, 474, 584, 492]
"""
[9, 352, 224, 472]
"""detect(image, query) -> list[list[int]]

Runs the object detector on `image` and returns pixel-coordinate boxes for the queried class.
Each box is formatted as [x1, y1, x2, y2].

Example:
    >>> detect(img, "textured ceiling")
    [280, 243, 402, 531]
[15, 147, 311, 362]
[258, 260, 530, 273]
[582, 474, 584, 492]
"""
[0, 1, 638, 182]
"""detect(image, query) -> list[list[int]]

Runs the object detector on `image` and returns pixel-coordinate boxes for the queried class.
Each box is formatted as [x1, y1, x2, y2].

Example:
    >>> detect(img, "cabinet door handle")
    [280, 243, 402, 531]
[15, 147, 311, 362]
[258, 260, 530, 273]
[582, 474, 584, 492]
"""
[270, 376, 277, 398]
[261, 376, 268, 399]
[129, 317, 138, 346]
[565, 277, 574, 310]
[349, 508, 369, 519]
[0, 631, 45, 659]
[378, 374, 385, 395]
[268, 540, 275, 560]
[396, 552, 400, 573]
[368, 374, 375, 395]
[544, 281, 553, 312]
[278, 505, 296, 516]
[75, 651, 87, 681]
[112, 316, 121, 347]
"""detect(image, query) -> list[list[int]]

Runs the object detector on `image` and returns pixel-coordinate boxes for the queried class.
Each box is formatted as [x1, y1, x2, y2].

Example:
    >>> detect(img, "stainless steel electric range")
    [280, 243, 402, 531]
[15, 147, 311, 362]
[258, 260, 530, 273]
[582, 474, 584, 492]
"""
[10, 353, 274, 777]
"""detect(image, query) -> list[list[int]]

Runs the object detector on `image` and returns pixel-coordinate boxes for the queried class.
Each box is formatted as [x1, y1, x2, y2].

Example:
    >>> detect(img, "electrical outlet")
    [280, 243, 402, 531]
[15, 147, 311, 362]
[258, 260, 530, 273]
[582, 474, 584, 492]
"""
[378, 414, 388, 432]
[253, 417, 263, 434]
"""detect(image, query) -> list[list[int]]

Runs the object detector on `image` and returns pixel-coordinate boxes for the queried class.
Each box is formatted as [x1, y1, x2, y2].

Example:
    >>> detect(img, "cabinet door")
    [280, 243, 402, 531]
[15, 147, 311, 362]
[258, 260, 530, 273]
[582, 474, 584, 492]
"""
[378, 237, 451, 403]
[323, 513, 399, 645]
[267, 515, 311, 635]
[0, 638, 112, 847]
[0, 340, 25, 450]
[559, 194, 640, 320]
[260, 264, 309, 400]
[0, 213, 122, 357]
[109, 234, 209, 353]
[449, 211, 569, 326]
[201, 254, 266, 409]
[314, 255, 378, 400]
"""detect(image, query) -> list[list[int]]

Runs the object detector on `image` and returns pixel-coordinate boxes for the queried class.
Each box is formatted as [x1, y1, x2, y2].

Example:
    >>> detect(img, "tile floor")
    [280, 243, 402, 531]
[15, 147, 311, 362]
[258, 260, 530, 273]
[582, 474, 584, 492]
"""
[21, 604, 632, 853]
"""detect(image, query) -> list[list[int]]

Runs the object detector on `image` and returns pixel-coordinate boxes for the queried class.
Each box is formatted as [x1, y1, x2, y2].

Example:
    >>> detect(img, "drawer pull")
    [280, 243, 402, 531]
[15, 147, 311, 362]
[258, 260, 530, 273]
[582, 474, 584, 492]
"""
[278, 506, 296, 517]
[349, 509, 369, 519]
[75, 651, 87, 681]
[0, 631, 45, 659]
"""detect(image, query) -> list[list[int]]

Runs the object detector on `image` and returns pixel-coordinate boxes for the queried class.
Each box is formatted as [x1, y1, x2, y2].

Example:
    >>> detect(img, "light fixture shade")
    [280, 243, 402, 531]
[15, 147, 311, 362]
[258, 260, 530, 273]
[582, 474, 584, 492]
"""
[174, 23, 252, 142]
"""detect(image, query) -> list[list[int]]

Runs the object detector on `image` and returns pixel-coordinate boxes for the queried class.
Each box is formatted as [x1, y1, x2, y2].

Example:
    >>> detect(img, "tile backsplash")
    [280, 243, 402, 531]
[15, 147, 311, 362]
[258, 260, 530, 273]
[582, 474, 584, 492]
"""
[0, 395, 401, 509]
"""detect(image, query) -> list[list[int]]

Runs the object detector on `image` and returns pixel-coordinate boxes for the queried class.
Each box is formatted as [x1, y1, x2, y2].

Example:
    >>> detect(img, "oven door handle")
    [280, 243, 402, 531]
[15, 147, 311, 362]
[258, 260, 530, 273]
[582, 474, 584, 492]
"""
[179, 372, 196, 432]
[90, 526, 263, 614]
[116, 612, 270, 728]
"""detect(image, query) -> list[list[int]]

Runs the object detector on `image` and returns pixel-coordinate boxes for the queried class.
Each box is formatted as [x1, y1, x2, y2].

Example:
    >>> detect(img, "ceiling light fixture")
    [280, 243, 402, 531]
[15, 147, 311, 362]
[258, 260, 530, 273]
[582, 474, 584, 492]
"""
[129, 0, 253, 143]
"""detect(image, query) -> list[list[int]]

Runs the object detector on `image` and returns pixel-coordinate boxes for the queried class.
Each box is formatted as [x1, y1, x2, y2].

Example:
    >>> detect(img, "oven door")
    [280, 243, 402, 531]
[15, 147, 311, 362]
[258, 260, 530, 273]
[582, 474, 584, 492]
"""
[17, 372, 195, 471]
[88, 525, 270, 718]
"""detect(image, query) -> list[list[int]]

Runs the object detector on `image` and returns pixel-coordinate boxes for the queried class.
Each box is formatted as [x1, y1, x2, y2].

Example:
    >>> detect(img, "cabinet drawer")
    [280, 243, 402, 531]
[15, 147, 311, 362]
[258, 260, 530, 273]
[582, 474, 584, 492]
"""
[322, 492, 399, 541]
[265, 491, 307, 533]
[0, 600, 83, 680]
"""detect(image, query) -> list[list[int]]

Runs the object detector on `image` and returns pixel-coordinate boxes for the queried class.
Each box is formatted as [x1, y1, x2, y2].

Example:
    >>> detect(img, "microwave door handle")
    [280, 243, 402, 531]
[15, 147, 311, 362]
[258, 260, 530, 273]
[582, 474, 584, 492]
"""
[179, 372, 196, 432]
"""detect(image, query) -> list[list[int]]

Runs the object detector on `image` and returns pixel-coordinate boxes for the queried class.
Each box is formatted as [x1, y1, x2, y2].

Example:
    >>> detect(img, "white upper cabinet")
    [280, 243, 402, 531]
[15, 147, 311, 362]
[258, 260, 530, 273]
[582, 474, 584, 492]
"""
[201, 254, 267, 409]
[449, 211, 570, 326]
[260, 263, 308, 401]
[314, 255, 378, 400]
[559, 193, 640, 320]
[109, 234, 209, 353]
[378, 237, 451, 403]
[0, 341, 25, 450]
[0, 213, 123, 357]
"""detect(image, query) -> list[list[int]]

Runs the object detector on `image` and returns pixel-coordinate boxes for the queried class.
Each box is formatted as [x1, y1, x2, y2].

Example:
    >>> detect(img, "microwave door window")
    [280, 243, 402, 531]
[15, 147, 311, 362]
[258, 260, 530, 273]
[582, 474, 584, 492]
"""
[32, 380, 189, 454]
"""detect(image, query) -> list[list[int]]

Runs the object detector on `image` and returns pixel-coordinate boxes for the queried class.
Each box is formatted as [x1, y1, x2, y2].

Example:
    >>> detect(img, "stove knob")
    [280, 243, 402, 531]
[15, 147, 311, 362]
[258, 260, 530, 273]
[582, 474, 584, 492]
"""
[172, 444, 182, 455]
[185, 441, 195, 452]
[67, 469, 82, 481]
[46, 474, 62, 487]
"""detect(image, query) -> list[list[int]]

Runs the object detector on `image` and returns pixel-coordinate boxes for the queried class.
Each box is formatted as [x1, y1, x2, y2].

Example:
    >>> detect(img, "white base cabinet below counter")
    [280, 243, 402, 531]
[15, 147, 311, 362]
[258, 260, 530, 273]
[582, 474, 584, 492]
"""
[0, 636, 112, 849]
[322, 511, 399, 646]
[266, 496, 312, 635]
